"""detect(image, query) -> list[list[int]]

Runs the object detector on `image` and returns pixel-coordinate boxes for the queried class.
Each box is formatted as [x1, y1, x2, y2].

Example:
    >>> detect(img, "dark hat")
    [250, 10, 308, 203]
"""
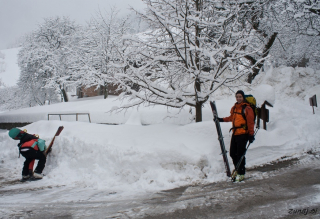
[235, 90, 245, 98]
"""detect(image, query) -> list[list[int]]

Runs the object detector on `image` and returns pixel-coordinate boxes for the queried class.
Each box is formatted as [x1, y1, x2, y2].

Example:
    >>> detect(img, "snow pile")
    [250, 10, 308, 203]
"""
[0, 120, 224, 196]
[0, 66, 319, 202]
[0, 98, 319, 201]
[253, 84, 275, 106]
[253, 66, 320, 103]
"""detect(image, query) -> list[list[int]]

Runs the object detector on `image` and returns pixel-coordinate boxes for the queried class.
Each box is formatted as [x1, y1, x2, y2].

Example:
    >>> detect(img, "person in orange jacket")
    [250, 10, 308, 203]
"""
[216, 90, 255, 182]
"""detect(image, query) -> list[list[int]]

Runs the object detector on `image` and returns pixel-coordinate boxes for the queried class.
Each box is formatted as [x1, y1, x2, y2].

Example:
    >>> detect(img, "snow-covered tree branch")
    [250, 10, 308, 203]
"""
[114, 0, 266, 122]
[69, 7, 132, 99]
[18, 17, 79, 103]
[263, 0, 320, 69]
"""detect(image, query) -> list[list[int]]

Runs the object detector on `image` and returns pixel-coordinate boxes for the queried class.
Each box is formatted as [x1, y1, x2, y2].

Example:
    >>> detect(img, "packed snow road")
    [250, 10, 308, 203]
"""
[1, 152, 320, 219]
[141, 153, 320, 219]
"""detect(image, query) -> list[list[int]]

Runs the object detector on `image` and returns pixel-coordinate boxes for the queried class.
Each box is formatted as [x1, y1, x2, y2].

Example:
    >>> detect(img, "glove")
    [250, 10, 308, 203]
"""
[248, 135, 255, 143]
[213, 116, 224, 122]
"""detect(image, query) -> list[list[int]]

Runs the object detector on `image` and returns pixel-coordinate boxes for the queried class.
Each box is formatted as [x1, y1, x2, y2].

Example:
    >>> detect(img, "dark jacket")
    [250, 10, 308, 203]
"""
[18, 133, 38, 148]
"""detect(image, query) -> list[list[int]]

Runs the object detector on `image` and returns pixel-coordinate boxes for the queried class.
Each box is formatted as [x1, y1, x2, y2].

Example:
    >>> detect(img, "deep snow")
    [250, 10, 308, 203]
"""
[0, 49, 319, 208]
[0, 66, 320, 204]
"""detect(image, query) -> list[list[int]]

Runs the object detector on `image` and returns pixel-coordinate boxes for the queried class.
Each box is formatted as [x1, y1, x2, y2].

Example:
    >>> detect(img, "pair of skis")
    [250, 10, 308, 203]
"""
[210, 101, 258, 182]
[210, 101, 231, 177]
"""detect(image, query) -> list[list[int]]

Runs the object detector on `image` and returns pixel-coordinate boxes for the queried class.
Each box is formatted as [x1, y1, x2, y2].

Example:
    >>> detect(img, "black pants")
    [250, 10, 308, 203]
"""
[20, 148, 46, 176]
[230, 134, 248, 175]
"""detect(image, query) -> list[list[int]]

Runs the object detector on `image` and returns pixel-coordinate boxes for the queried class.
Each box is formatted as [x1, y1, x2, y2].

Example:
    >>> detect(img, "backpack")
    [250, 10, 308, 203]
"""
[31, 139, 47, 152]
[241, 94, 257, 123]
[20, 138, 47, 152]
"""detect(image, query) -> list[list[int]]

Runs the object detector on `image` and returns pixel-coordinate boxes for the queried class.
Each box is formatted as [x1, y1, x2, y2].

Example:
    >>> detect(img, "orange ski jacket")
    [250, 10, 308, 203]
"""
[223, 102, 255, 136]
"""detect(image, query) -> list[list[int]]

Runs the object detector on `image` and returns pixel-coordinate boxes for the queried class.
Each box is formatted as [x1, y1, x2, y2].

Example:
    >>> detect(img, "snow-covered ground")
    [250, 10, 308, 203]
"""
[0, 66, 320, 207]
[0, 94, 198, 124]
[0, 48, 320, 215]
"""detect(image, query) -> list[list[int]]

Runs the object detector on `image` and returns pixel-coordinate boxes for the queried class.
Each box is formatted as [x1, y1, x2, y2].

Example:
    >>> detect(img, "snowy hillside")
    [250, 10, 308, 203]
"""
[0, 95, 198, 125]
[0, 66, 320, 203]
[0, 66, 319, 125]
[0, 47, 20, 87]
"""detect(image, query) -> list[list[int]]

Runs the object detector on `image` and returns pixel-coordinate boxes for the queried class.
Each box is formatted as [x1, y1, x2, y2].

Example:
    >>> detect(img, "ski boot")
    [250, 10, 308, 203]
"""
[235, 174, 245, 182]
[32, 172, 44, 179]
[20, 175, 31, 182]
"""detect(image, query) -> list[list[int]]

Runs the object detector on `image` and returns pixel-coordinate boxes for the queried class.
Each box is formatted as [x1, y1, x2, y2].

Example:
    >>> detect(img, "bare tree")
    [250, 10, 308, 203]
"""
[114, 0, 266, 122]
[18, 34, 58, 106]
[69, 7, 131, 99]
[265, 0, 320, 69]
[18, 17, 78, 102]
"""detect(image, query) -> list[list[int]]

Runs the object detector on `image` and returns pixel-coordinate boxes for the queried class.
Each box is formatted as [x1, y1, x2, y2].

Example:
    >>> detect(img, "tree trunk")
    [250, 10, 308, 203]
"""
[103, 82, 108, 99]
[61, 88, 69, 102]
[246, 32, 278, 83]
[195, 78, 202, 122]
[195, 102, 202, 122]
[194, 0, 202, 123]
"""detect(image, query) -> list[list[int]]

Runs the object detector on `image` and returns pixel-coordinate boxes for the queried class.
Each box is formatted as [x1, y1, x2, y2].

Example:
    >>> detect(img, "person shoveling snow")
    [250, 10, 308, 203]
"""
[8, 128, 47, 181]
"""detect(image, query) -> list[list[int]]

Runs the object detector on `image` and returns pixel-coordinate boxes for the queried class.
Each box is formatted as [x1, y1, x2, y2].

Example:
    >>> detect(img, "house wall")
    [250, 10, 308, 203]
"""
[77, 84, 120, 98]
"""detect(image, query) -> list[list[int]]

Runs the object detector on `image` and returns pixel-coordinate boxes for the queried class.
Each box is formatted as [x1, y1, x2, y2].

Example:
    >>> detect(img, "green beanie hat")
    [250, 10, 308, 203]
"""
[8, 128, 22, 139]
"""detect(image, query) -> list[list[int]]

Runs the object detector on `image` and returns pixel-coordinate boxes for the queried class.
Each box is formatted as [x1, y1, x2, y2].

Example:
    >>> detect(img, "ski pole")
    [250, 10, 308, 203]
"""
[231, 128, 259, 181]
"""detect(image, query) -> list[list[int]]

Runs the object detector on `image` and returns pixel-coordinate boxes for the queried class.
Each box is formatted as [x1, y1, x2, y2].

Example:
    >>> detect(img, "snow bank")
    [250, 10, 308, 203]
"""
[253, 84, 275, 106]
[0, 66, 320, 202]
[253, 66, 320, 101]
[0, 120, 226, 198]
[0, 95, 319, 201]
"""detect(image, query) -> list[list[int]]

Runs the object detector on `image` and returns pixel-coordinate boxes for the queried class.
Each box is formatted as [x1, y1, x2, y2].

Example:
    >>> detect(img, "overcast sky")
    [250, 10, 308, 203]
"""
[0, 0, 146, 50]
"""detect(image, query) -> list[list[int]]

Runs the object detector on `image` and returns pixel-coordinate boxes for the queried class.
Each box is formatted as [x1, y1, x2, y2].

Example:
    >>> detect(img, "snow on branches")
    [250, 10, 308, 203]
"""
[114, 0, 265, 122]
[69, 7, 132, 99]
[18, 17, 79, 104]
